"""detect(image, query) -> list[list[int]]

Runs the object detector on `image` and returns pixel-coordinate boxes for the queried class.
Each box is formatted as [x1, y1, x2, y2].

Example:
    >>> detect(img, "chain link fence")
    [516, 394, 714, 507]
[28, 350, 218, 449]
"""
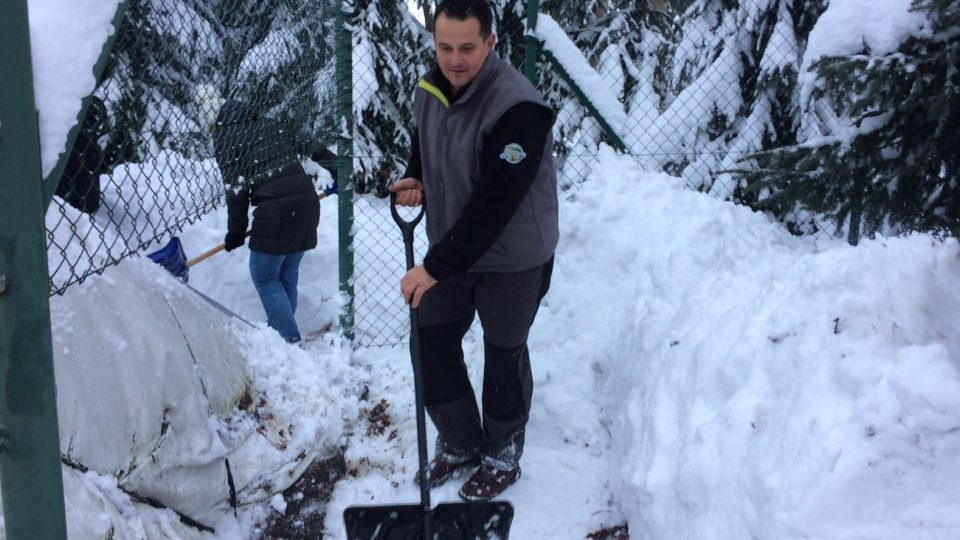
[344, 0, 430, 347]
[44, 0, 855, 347]
[530, 0, 837, 239]
[45, 0, 340, 295]
[346, 0, 835, 347]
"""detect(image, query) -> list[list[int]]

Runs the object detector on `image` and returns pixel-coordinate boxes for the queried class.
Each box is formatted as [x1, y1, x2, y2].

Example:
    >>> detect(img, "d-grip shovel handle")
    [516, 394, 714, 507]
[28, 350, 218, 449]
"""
[390, 192, 425, 271]
[389, 191, 433, 533]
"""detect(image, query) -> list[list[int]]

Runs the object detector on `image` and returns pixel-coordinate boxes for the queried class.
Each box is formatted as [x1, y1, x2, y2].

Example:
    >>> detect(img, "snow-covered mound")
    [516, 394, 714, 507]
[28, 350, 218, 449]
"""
[548, 146, 960, 540]
[46, 257, 356, 534]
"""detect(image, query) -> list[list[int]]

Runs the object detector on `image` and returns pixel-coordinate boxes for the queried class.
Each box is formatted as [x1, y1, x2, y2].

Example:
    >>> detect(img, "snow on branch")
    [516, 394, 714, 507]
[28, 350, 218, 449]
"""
[28, 0, 122, 178]
[532, 13, 626, 135]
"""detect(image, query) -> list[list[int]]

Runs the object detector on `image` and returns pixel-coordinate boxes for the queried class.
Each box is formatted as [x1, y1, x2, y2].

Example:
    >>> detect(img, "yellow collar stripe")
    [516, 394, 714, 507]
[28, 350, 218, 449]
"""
[418, 79, 449, 108]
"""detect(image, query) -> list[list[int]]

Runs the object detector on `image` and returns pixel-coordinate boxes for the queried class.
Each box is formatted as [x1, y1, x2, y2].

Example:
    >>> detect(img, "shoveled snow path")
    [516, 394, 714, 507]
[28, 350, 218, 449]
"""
[320, 325, 624, 539]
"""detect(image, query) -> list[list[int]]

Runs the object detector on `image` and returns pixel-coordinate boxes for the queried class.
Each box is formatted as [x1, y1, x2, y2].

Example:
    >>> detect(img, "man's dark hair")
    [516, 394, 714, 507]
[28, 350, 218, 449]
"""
[435, 0, 494, 38]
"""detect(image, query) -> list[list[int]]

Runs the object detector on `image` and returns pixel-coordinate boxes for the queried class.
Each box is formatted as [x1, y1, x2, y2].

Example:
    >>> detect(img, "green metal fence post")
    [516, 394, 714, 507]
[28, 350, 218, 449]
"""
[336, 0, 356, 342]
[523, 0, 540, 84]
[0, 0, 69, 538]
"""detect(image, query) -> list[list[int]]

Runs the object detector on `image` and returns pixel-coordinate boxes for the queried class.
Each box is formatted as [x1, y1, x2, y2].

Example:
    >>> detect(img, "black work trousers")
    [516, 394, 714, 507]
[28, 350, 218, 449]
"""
[416, 257, 553, 470]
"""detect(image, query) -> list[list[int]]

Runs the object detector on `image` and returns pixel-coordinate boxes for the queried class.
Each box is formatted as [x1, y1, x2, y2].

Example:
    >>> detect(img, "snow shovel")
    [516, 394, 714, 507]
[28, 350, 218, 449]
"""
[342, 194, 514, 540]
[186, 189, 333, 267]
[150, 189, 334, 275]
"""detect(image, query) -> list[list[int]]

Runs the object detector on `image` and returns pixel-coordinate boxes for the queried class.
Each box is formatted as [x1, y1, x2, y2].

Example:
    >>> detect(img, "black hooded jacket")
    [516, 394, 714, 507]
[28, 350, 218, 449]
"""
[213, 101, 319, 255]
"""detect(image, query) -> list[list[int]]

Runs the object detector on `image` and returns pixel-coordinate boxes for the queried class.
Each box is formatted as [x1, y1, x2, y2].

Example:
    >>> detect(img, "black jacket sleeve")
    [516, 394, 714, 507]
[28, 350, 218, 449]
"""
[225, 183, 251, 237]
[214, 102, 256, 237]
[402, 128, 422, 181]
[422, 101, 554, 281]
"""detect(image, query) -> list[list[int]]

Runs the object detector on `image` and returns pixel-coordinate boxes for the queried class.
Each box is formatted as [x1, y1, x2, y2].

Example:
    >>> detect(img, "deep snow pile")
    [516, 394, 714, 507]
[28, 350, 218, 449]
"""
[33, 258, 356, 538]
[559, 147, 960, 539]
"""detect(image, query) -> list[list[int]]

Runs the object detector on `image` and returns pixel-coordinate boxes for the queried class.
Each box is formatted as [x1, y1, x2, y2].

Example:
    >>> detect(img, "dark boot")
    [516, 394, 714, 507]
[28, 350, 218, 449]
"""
[458, 464, 521, 501]
[414, 454, 480, 488]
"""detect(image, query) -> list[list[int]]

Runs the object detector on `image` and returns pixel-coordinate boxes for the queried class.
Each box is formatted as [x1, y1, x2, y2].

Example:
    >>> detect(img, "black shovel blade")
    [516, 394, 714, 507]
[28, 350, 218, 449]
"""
[343, 500, 513, 540]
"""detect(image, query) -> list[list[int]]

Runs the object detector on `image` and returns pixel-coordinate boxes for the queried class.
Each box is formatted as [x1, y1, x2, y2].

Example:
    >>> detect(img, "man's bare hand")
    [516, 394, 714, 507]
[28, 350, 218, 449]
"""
[400, 265, 437, 308]
[389, 177, 424, 207]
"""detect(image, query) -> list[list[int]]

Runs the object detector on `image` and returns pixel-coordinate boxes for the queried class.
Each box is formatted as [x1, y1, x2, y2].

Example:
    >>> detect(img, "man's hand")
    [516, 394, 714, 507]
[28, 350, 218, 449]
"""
[389, 177, 424, 207]
[400, 264, 437, 308]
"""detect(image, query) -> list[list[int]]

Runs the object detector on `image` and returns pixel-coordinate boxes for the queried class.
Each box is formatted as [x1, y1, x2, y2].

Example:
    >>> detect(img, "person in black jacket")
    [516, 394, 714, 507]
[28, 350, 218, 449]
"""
[210, 97, 320, 344]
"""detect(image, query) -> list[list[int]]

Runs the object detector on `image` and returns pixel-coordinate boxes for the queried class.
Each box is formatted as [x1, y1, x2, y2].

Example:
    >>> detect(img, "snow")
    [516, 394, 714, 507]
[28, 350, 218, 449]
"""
[799, 0, 931, 107]
[5, 145, 960, 539]
[759, 7, 800, 73]
[237, 27, 302, 80]
[44, 251, 356, 534]
[534, 13, 627, 135]
[353, 27, 379, 115]
[6, 1, 960, 539]
[406, 0, 424, 25]
[804, 0, 930, 62]
[27, 0, 121, 178]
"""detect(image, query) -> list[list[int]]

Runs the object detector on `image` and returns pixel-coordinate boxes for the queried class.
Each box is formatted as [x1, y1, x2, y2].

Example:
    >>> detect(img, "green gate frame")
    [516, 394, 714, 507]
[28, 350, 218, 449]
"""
[0, 1, 128, 538]
[336, 0, 356, 342]
[0, 0, 69, 537]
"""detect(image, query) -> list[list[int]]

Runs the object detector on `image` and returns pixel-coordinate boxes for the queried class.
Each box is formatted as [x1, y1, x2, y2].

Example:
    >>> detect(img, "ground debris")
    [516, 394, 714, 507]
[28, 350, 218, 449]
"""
[587, 522, 629, 539]
[366, 398, 393, 436]
[260, 452, 346, 539]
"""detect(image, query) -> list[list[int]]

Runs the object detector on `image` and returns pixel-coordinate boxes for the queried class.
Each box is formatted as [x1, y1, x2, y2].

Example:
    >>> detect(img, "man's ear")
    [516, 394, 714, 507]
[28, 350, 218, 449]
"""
[485, 32, 496, 50]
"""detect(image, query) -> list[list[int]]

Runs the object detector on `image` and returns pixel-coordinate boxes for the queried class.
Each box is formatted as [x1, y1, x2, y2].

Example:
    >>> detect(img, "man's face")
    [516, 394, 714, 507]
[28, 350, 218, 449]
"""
[434, 13, 495, 94]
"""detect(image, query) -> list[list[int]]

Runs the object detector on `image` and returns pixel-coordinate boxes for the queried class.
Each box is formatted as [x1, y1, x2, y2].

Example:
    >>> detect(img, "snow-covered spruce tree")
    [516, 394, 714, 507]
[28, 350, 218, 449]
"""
[99, 0, 211, 165]
[227, 0, 340, 159]
[489, 0, 529, 65]
[410, 0, 437, 32]
[669, 0, 696, 11]
[526, 0, 676, 188]
[639, 0, 825, 203]
[398, 1, 675, 191]
[100, 0, 337, 165]
[351, 0, 433, 195]
[735, 0, 959, 241]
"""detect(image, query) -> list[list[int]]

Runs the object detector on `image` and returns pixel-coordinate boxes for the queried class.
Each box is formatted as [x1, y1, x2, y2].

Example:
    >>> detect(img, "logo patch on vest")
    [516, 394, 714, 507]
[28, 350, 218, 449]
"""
[499, 143, 527, 165]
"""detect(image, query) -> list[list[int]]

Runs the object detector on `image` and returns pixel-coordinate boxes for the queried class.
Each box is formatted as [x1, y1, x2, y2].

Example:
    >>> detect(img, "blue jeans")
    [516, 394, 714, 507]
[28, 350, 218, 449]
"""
[249, 250, 305, 343]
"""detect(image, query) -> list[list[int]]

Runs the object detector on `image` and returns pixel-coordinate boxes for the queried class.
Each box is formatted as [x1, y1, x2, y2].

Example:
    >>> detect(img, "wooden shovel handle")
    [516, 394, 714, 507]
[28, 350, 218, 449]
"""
[186, 231, 250, 267]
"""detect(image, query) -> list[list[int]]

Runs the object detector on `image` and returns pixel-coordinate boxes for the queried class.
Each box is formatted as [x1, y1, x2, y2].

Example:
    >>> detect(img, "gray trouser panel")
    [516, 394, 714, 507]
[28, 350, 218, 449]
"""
[417, 259, 552, 469]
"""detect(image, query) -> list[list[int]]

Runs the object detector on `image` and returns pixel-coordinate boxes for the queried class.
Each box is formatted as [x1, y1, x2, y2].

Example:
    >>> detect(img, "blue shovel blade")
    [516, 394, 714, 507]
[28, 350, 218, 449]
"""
[147, 236, 189, 282]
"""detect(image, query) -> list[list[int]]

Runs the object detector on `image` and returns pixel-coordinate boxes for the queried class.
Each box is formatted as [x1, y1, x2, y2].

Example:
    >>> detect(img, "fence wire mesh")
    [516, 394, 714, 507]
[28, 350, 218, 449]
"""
[347, 0, 835, 347]
[45, 0, 340, 295]
[45, 0, 901, 348]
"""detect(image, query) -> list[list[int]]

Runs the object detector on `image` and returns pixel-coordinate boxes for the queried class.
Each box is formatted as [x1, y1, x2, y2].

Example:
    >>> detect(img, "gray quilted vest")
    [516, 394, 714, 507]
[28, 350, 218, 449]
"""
[414, 52, 559, 273]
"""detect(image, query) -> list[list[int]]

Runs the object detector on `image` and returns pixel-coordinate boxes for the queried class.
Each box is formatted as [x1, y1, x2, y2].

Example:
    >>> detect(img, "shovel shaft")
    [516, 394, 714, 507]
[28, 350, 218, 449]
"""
[186, 244, 225, 268]
[390, 194, 433, 537]
[343, 195, 514, 540]
[409, 306, 433, 537]
[185, 232, 249, 267]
